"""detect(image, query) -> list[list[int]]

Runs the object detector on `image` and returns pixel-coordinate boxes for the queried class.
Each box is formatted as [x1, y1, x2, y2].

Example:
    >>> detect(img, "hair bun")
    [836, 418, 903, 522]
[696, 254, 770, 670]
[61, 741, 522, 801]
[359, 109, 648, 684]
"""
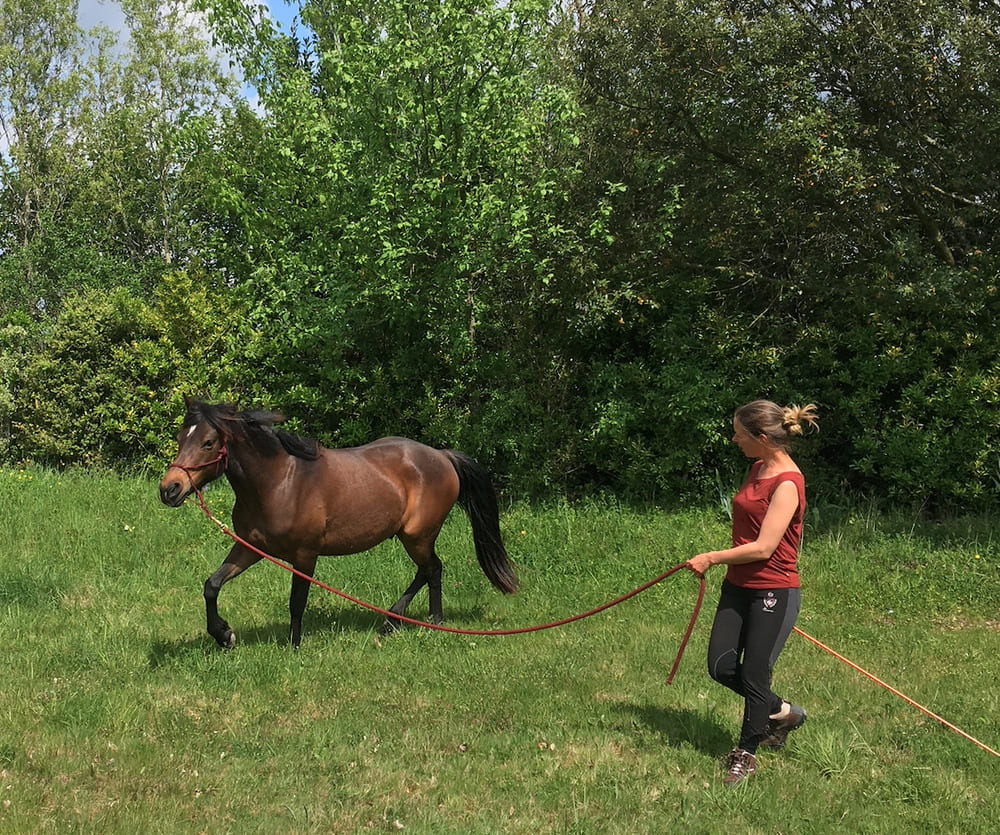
[782, 404, 820, 435]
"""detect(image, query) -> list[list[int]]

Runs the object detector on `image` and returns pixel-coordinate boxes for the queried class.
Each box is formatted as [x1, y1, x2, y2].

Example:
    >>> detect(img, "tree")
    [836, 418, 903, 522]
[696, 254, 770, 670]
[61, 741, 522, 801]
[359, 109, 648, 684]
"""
[575, 0, 1000, 305]
[198, 0, 603, 475]
[109, 0, 241, 266]
[572, 0, 1000, 505]
[0, 0, 92, 313]
[0, 0, 242, 317]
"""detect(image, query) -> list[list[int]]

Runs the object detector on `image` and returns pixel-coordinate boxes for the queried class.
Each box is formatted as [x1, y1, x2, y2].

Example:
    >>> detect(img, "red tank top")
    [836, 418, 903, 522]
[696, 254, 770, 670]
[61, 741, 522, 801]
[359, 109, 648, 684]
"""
[726, 460, 805, 589]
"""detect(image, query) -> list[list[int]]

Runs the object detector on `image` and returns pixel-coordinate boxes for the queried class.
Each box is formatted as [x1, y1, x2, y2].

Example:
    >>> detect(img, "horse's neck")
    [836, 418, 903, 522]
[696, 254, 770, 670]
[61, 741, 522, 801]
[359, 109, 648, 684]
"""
[226, 446, 289, 506]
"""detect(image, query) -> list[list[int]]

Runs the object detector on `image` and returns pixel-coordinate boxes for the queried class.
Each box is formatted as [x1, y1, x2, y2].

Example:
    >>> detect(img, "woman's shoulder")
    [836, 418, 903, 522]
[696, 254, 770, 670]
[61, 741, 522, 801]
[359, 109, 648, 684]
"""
[753, 463, 803, 481]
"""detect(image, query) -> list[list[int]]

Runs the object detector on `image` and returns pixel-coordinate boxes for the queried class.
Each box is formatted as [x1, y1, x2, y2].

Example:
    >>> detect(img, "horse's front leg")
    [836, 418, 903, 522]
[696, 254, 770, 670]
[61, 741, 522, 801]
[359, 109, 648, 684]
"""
[288, 555, 318, 649]
[205, 544, 261, 649]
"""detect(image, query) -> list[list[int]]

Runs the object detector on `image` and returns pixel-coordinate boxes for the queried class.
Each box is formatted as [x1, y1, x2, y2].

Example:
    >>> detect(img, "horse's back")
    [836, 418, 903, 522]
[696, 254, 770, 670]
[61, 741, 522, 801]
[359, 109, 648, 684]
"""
[336, 436, 450, 471]
[307, 437, 460, 550]
[335, 437, 459, 501]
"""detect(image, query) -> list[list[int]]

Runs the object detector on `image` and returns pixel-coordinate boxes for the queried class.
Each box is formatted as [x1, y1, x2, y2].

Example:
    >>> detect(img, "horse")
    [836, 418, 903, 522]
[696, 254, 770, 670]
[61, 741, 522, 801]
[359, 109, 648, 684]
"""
[159, 399, 518, 648]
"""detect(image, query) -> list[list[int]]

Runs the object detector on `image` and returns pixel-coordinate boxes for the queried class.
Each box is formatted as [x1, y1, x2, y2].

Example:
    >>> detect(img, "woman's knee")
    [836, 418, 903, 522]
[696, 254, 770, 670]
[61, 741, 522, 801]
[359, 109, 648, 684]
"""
[708, 651, 740, 687]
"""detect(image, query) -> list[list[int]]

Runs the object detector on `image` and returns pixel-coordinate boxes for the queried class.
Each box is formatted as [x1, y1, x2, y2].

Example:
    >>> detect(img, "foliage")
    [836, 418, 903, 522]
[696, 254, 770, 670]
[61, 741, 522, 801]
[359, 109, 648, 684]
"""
[2, 0, 1000, 511]
[0, 0, 96, 312]
[196, 1, 610, 463]
[569, 0, 1000, 507]
[0, 315, 37, 460]
[799, 260, 1000, 508]
[0, 0, 240, 316]
[11, 272, 256, 470]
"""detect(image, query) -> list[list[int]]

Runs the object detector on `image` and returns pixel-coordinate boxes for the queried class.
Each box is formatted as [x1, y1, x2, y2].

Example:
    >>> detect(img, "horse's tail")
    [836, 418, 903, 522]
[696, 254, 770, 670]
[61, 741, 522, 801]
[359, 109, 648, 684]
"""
[445, 451, 519, 594]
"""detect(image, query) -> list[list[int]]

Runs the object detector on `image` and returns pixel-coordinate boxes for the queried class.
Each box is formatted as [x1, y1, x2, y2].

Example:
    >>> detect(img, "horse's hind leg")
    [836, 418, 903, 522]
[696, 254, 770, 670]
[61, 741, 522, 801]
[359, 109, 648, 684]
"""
[425, 549, 444, 623]
[383, 568, 428, 634]
[205, 544, 261, 649]
[383, 543, 443, 633]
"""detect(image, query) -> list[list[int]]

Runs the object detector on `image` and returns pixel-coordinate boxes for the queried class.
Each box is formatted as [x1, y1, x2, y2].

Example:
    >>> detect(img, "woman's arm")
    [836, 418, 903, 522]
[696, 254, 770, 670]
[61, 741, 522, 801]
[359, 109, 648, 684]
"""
[687, 480, 799, 576]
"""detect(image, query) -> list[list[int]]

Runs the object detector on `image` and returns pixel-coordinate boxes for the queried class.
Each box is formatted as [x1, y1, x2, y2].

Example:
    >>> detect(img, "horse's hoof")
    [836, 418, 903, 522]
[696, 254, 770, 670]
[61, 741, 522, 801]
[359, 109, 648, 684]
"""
[218, 630, 236, 650]
[380, 618, 402, 635]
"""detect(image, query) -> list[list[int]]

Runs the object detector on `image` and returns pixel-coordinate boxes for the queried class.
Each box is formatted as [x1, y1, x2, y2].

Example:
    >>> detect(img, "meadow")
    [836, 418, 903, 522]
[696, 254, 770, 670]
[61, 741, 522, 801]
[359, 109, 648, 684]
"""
[1, 467, 997, 833]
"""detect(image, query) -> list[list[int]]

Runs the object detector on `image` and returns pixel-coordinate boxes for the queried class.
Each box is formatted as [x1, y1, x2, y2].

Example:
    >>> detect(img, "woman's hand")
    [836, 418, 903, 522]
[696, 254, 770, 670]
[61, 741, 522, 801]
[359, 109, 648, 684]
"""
[687, 552, 715, 577]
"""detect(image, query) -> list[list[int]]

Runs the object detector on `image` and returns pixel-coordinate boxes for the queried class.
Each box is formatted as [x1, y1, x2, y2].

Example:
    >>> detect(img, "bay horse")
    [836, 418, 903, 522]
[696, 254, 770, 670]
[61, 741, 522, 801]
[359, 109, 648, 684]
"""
[159, 400, 518, 648]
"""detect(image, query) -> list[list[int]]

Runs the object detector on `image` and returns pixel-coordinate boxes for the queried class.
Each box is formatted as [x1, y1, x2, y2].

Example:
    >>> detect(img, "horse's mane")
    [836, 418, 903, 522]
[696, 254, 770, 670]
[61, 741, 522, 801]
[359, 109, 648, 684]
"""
[184, 400, 321, 461]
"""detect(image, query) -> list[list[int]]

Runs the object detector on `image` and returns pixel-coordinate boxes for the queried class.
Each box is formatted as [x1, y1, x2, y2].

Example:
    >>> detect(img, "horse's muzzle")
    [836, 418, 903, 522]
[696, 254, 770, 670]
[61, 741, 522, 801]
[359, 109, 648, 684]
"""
[159, 473, 190, 507]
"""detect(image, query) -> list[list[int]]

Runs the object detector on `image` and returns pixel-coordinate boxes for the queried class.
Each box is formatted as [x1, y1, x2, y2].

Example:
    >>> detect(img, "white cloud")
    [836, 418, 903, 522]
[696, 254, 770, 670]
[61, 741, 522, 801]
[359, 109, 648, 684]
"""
[73, 1, 300, 111]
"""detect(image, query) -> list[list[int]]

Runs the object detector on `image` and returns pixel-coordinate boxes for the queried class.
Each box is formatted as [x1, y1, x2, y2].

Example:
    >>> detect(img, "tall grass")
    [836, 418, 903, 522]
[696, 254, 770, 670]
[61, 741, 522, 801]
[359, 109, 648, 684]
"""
[0, 468, 997, 833]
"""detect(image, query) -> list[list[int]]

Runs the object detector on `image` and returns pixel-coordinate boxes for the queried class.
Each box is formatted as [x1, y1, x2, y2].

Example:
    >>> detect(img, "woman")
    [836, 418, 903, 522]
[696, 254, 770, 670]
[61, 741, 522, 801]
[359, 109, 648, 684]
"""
[687, 399, 819, 786]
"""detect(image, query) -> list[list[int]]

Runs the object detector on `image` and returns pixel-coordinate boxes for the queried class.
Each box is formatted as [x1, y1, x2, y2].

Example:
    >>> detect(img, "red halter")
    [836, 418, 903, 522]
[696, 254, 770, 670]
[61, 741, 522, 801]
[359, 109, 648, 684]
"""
[168, 442, 229, 487]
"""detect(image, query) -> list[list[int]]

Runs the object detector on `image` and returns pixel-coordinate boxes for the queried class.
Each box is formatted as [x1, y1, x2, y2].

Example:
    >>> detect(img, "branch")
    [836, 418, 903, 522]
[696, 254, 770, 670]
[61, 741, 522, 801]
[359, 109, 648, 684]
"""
[905, 189, 956, 266]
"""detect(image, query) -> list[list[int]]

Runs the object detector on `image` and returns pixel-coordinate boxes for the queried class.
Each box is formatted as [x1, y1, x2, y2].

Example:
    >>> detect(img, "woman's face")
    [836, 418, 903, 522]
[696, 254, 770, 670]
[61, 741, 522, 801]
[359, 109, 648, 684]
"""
[732, 417, 766, 459]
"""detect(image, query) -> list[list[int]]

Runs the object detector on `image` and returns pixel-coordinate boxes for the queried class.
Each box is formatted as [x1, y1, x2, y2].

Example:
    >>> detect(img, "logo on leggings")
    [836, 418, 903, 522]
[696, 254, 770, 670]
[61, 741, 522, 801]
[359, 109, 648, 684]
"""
[763, 592, 777, 613]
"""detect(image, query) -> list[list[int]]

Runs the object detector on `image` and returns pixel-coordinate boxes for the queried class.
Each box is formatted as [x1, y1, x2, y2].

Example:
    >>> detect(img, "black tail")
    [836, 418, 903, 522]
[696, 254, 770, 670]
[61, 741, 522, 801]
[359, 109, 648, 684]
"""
[445, 451, 519, 594]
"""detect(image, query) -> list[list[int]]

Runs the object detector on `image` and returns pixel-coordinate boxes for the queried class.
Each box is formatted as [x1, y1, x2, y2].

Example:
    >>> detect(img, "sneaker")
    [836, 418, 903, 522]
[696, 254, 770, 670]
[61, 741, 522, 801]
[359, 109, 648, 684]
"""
[723, 748, 757, 786]
[760, 703, 807, 750]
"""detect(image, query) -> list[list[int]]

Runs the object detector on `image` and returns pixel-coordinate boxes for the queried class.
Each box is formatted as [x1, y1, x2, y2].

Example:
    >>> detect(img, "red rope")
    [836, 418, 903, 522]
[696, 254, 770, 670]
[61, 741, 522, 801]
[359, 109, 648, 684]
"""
[186, 490, 998, 755]
[793, 626, 999, 758]
[191, 490, 705, 681]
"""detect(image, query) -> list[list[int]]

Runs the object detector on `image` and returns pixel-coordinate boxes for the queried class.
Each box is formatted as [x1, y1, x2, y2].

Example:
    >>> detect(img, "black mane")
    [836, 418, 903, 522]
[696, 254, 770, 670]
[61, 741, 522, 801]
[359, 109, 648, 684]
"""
[184, 400, 321, 461]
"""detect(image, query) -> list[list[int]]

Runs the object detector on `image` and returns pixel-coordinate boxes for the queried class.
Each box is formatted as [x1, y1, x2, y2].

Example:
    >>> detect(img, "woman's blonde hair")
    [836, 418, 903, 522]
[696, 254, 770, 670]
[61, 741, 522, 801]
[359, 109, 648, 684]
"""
[735, 400, 819, 451]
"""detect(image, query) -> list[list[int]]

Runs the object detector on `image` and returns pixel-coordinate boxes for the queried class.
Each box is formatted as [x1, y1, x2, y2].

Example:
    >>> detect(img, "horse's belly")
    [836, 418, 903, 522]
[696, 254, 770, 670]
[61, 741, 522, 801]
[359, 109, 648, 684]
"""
[313, 491, 406, 556]
[318, 517, 402, 556]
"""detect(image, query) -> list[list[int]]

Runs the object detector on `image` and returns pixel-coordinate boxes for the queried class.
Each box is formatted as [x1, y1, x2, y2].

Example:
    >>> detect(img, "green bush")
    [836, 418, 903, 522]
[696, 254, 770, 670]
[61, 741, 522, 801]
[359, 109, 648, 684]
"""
[12, 288, 161, 467]
[803, 264, 1000, 511]
[0, 315, 39, 461]
[11, 272, 256, 471]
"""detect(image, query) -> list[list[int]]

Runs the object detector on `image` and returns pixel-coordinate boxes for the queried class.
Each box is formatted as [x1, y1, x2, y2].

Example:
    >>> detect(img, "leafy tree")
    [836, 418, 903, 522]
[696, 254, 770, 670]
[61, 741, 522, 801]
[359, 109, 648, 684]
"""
[197, 0, 606, 475]
[108, 0, 241, 266]
[0, 0, 93, 313]
[0, 0, 242, 317]
[577, 0, 1000, 287]
[573, 0, 1000, 505]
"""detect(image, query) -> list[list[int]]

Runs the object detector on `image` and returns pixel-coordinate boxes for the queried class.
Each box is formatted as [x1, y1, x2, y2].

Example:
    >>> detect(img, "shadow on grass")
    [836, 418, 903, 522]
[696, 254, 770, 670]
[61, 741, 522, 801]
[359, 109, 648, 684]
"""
[146, 602, 504, 667]
[615, 701, 733, 757]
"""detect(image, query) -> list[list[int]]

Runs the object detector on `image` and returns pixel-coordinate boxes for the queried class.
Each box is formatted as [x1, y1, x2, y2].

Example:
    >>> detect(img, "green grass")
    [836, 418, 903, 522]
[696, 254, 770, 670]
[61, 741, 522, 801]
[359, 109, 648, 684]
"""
[1, 467, 998, 833]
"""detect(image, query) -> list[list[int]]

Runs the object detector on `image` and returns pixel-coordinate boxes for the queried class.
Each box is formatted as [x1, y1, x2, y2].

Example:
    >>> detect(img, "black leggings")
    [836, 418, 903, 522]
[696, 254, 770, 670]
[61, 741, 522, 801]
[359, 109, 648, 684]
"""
[707, 580, 801, 754]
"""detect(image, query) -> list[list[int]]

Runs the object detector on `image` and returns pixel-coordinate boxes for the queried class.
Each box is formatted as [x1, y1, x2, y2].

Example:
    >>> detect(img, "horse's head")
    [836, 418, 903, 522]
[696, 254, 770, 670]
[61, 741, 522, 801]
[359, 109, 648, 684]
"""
[159, 399, 233, 506]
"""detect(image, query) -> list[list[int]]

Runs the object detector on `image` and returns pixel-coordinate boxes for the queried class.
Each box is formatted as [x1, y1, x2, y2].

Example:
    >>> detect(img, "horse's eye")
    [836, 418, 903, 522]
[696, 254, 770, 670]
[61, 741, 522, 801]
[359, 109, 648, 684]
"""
[202, 439, 215, 450]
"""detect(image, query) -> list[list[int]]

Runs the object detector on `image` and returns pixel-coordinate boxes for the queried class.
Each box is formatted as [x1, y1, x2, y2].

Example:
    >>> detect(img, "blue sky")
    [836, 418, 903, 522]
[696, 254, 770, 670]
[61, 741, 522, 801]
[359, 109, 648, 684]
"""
[76, 0, 127, 36]
[74, 1, 303, 106]
[75, 1, 303, 60]
[76, 1, 301, 35]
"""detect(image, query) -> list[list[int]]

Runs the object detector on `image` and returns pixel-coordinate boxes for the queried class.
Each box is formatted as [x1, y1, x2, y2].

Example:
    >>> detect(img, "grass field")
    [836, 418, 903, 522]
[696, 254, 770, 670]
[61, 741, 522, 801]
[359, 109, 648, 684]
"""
[1, 467, 998, 833]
